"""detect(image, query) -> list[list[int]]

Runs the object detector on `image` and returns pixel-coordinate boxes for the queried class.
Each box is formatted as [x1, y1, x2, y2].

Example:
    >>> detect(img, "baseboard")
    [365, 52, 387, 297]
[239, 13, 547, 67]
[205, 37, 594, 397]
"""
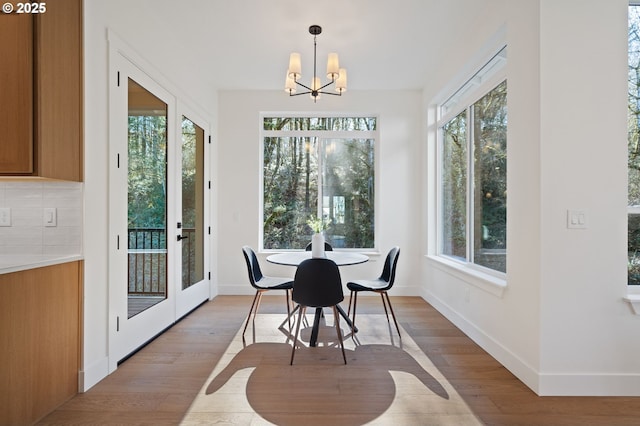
[79, 356, 109, 392]
[538, 373, 640, 396]
[421, 288, 640, 396]
[421, 287, 541, 394]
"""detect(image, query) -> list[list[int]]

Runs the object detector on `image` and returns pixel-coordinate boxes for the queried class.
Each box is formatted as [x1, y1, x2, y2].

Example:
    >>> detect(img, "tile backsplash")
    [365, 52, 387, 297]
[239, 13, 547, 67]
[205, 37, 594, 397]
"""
[0, 181, 83, 256]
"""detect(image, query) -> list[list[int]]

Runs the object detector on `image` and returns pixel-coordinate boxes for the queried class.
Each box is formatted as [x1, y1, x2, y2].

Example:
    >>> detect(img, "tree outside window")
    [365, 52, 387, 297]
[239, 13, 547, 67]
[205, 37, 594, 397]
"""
[262, 117, 376, 250]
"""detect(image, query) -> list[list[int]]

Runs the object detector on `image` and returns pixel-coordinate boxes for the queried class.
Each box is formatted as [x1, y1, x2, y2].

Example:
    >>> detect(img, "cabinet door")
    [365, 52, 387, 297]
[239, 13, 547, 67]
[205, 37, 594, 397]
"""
[0, 261, 81, 425]
[35, 0, 83, 181]
[0, 13, 33, 173]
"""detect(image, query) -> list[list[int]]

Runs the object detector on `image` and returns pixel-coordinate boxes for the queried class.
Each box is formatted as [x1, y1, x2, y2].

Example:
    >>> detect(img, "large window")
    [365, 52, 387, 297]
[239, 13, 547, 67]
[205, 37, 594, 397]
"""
[438, 48, 507, 274]
[262, 116, 377, 250]
[629, 5, 640, 284]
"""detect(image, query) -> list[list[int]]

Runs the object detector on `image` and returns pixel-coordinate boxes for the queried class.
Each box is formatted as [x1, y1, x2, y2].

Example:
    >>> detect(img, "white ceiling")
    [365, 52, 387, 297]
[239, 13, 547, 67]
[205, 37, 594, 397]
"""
[108, 0, 493, 94]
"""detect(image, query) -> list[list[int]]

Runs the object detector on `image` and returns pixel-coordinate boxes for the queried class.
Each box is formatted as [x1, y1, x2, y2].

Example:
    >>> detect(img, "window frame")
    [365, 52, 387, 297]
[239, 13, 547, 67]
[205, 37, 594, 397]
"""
[628, 3, 640, 289]
[259, 113, 379, 252]
[435, 47, 508, 281]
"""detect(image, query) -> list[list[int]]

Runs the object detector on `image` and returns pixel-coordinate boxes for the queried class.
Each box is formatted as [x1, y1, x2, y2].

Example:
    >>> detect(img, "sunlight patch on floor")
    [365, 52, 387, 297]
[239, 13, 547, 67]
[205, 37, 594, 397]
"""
[180, 313, 482, 426]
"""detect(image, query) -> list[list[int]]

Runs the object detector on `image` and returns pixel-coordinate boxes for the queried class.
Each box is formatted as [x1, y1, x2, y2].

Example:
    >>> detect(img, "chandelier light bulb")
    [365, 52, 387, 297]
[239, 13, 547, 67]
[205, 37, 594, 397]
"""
[288, 53, 301, 79]
[326, 53, 340, 79]
[335, 68, 347, 93]
[285, 72, 297, 94]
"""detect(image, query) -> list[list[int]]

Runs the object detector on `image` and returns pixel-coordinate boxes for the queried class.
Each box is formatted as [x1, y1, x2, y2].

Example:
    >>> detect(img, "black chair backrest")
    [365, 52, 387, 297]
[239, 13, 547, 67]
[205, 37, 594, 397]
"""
[380, 246, 400, 288]
[293, 258, 343, 308]
[242, 246, 263, 287]
[304, 241, 334, 251]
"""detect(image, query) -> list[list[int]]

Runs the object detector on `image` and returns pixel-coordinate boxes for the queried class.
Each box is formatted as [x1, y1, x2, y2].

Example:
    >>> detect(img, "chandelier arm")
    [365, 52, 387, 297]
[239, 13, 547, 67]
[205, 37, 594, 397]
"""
[294, 80, 313, 91]
[289, 91, 312, 97]
[317, 91, 342, 96]
[317, 79, 336, 91]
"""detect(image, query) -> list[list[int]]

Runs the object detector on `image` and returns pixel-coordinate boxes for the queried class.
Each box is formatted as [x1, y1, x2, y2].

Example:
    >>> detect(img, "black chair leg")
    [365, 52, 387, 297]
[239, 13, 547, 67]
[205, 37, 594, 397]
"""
[290, 306, 306, 365]
[350, 291, 358, 332]
[382, 291, 401, 338]
[285, 289, 292, 330]
[242, 290, 261, 338]
[333, 306, 347, 364]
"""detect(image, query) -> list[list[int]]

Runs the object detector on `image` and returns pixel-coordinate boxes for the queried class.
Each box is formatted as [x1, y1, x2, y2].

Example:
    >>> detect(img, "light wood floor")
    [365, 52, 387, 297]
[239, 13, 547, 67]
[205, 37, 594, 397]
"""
[39, 296, 640, 425]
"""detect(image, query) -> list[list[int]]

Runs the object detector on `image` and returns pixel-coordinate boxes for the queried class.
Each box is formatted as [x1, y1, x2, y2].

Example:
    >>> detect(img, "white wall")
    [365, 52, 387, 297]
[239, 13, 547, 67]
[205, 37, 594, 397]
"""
[423, 0, 638, 395]
[216, 90, 423, 295]
[538, 0, 632, 395]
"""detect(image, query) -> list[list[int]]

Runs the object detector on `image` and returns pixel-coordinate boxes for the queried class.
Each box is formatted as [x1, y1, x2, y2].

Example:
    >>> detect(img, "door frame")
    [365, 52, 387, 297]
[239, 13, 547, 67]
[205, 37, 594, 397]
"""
[107, 34, 212, 373]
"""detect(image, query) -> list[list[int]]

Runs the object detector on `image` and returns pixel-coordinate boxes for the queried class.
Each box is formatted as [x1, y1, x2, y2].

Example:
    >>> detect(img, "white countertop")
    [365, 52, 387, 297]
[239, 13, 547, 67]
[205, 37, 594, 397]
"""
[0, 254, 83, 275]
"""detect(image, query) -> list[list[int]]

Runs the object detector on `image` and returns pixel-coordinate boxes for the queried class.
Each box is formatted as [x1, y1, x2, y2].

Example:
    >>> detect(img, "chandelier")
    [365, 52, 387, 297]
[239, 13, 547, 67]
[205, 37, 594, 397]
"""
[285, 25, 347, 102]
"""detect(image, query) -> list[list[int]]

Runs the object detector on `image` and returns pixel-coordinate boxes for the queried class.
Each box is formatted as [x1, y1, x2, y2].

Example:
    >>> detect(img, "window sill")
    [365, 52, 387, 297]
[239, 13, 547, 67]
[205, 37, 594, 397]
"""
[426, 255, 507, 298]
[623, 293, 640, 315]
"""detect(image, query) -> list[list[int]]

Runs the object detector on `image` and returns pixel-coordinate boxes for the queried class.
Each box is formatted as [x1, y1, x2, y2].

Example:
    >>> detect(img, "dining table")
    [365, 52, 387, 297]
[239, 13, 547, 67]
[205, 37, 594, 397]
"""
[266, 251, 368, 347]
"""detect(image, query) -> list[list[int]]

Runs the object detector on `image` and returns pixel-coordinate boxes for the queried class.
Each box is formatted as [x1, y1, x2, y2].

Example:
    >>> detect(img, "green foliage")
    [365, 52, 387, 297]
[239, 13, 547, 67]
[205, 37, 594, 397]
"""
[307, 216, 328, 233]
[263, 117, 375, 249]
[128, 115, 167, 231]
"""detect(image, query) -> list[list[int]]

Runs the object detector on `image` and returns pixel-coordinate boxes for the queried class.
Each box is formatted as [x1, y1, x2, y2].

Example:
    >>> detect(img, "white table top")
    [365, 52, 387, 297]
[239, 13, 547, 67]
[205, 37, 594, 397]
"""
[266, 251, 368, 266]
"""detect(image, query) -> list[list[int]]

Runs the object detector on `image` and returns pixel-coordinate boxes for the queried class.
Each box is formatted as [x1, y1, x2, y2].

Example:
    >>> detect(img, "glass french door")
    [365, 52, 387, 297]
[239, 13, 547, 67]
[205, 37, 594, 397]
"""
[175, 113, 209, 318]
[109, 54, 209, 371]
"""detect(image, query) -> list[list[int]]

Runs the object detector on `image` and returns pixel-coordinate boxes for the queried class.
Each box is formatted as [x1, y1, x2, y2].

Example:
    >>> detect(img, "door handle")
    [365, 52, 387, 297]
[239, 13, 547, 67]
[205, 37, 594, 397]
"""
[177, 235, 189, 241]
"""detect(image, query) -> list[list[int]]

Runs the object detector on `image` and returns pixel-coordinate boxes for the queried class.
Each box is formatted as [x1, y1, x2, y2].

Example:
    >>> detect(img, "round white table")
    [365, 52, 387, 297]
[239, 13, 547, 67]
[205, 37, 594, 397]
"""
[266, 251, 368, 266]
[266, 251, 368, 346]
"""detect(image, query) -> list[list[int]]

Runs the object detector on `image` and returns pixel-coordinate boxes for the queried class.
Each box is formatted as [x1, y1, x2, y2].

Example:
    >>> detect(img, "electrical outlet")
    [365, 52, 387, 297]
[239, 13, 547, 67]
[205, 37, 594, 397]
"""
[0, 208, 10, 227]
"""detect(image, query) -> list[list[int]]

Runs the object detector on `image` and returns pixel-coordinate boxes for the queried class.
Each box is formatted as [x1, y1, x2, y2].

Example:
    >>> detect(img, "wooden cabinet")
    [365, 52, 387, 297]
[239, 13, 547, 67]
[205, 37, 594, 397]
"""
[0, 261, 82, 425]
[0, 0, 83, 181]
[0, 13, 33, 173]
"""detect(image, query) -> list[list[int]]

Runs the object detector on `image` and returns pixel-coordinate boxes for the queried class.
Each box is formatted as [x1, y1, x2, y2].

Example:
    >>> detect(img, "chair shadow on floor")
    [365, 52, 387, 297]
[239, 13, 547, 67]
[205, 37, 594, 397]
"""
[204, 316, 449, 426]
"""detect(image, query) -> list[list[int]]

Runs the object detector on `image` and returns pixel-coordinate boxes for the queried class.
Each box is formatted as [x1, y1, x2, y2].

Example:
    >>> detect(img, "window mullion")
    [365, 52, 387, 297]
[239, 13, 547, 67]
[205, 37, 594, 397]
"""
[316, 135, 323, 220]
[467, 105, 474, 264]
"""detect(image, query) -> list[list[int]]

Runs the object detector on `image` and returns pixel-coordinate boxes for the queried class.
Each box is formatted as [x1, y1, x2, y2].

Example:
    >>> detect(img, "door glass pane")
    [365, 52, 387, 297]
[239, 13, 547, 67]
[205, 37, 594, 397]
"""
[441, 111, 467, 260]
[181, 116, 204, 289]
[127, 78, 168, 318]
[321, 138, 375, 248]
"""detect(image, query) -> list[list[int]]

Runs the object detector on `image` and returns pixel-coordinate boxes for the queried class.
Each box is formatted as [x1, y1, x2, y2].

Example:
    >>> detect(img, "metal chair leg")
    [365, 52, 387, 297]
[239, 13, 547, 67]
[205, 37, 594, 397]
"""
[350, 291, 359, 332]
[242, 290, 261, 338]
[285, 289, 292, 330]
[333, 306, 347, 364]
[347, 290, 354, 316]
[382, 291, 401, 338]
[290, 306, 306, 365]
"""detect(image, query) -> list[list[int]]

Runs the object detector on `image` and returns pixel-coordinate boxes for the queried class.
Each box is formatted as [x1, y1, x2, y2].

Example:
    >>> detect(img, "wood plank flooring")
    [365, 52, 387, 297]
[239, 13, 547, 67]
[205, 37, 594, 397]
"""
[38, 296, 640, 425]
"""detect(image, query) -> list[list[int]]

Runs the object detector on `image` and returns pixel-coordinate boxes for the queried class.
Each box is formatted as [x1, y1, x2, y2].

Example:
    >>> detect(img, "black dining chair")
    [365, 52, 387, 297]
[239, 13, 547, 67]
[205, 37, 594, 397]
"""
[347, 246, 401, 337]
[304, 241, 333, 251]
[241, 246, 294, 338]
[290, 258, 347, 365]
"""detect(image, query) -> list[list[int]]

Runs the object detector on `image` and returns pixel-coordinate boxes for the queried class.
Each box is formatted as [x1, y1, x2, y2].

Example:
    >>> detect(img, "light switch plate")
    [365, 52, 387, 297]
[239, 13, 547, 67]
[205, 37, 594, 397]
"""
[567, 209, 587, 229]
[0, 208, 10, 227]
[44, 207, 57, 227]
